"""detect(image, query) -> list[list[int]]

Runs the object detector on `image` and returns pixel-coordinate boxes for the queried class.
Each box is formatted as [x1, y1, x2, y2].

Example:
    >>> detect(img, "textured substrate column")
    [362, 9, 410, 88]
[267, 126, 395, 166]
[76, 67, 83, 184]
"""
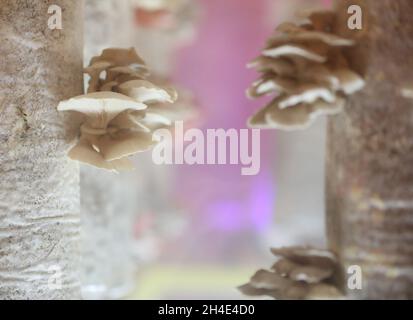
[326, 0, 413, 299]
[80, 168, 140, 299]
[0, 1, 84, 299]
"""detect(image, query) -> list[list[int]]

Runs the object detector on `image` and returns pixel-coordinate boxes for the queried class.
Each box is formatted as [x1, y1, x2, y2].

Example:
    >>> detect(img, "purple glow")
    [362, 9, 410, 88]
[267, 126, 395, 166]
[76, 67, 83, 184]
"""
[170, 0, 277, 254]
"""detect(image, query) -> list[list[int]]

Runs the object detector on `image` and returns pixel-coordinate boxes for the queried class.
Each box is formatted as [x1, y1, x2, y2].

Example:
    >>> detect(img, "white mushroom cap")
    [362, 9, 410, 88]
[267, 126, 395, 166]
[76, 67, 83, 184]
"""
[278, 83, 336, 109]
[263, 44, 327, 63]
[141, 111, 172, 127]
[57, 92, 147, 115]
[57, 92, 147, 130]
[118, 79, 177, 104]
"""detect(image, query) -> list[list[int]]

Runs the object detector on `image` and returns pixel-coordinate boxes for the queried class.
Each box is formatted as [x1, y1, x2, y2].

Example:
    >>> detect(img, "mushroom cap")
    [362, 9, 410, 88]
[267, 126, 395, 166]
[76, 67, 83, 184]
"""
[332, 69, 365, 94]
[273, 22, 354, 46]
[248, 104, 275, 129]
[57, 92, 147, 115]
[289, 265, 333, 284]
[109, 110, 150, 132]
[249, 97, 344, 131]
[57, 92, 148, 130]
[141, 111, 173, 127]
[237, 283, 274, 297]
[118, 79, 177, 104]
[98, 129, 157, 161]
[84, 61, 113, 75]
[271, 258, 300, 276]
[278, 83, 336, 109]
[265, 101, 312, 131]
[106, 66, 149, 82]
[68, 136, 134, 172]
[250, 269, 293, 290]
[89, 47, 146, 68]
[247, 56, 295, 76]
[271, 246, 337, 270]
[297, 9, 336, 32]
[263, 44, 327, 63]
[247, 75, 296, 99]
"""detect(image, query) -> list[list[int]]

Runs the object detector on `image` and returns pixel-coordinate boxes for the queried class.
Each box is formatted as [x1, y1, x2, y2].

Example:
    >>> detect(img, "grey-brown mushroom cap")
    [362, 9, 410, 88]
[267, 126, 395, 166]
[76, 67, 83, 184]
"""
[249, 269, 293, 290]
[270, 246, 337, 269]
[273, 22, 354, 47]
[89, 47, 146, 68]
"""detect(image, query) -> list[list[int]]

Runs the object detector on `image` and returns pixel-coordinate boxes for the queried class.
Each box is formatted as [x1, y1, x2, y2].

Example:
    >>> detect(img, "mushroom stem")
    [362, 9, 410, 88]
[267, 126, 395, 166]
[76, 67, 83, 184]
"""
[0, 0, 83, 299]
[327, 0, 413, 299]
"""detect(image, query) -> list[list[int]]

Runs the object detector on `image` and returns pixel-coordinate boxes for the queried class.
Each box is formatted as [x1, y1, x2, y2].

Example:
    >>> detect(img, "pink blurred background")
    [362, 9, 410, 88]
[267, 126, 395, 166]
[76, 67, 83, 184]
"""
[131, 0, 331, 299]
[168, 0, 276, 264]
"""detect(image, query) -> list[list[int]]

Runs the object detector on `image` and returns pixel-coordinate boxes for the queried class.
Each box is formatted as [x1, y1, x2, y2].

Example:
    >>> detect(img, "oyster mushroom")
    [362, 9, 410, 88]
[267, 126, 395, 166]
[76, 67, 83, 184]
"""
[249, 97, 344, 131]
[246, 10, 364, 131]
[57, 92, 156, 172]
[57, 48, 180, 172]
[118, 79, 177, 104]
[239, 246, 343, 300]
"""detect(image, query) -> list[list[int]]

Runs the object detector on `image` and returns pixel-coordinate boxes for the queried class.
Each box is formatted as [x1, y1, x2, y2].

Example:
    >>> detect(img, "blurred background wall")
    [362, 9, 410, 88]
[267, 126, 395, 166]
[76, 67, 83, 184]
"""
[131, 0, 329, 299]
[82, 0, 330, 299]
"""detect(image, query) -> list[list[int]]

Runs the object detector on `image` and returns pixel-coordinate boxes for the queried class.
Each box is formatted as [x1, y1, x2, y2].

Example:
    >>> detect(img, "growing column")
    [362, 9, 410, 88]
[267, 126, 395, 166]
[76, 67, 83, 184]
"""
[0, 0, 84, 299]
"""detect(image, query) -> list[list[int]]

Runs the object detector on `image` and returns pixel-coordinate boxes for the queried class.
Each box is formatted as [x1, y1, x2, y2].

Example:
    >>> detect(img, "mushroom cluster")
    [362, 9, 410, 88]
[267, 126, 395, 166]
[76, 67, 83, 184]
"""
[57, 48, 177, 172]
[247, 10, 365, 130]
[239, 246, 343, 300]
